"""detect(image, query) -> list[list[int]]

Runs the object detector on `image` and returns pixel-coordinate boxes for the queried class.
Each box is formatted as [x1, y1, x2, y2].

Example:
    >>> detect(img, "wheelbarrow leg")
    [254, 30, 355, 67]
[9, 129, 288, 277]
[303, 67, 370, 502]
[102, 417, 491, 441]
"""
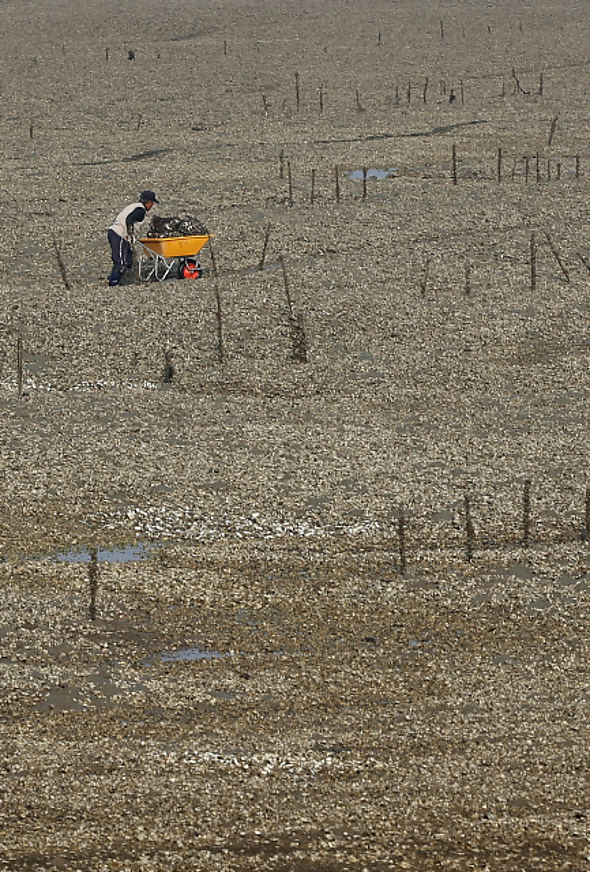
[138, 255, 156, 281]
[154, 256, 177, 281]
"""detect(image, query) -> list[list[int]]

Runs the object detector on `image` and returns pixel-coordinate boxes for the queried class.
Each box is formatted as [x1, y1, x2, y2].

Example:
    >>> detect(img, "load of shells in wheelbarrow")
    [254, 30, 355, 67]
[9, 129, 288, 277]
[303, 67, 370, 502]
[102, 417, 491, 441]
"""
[136, 214, 212, 281]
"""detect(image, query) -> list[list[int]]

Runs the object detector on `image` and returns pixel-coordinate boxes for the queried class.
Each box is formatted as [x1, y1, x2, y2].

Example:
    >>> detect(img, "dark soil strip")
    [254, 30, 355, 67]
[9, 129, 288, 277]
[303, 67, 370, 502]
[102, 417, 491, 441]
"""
[77, 148, 172, 166]
[314, 119, 487, 145]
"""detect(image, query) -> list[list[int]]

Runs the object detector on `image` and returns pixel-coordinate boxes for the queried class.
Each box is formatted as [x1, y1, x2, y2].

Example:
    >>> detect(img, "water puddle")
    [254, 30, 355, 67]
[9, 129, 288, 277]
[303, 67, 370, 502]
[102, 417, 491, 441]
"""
[523, 598, 552, 612]
[56, 543, 152, 564]
[160, 647, 225, 662]
[209, 690, 236, 700]
[349, 167, 395, 180]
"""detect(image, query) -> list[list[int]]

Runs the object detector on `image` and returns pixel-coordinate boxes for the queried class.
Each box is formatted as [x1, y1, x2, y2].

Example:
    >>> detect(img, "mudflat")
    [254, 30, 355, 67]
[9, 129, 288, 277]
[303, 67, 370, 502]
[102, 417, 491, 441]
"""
[1, 1, 589, 869]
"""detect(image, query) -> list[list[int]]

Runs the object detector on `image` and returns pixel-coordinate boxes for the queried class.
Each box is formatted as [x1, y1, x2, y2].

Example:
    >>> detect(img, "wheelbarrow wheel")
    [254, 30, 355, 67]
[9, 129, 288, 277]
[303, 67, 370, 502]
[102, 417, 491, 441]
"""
[180, 258, 202, 279]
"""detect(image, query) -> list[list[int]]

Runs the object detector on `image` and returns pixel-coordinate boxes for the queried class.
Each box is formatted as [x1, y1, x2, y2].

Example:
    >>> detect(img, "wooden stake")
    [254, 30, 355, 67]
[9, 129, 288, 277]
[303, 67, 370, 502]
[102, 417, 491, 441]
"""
[544, 232, 570, 282]
[162, 348, 175, 383]
[452, 144, 457, 184]
[310, 168, 316, 204]
[497, 147, 502, 182]
[295, 72, 300, 110]
[362, 166, 367, 200]
[335, 165, 340, 203]
[420, 259, 430, 295]
[465, 494, 475, 561]
[530, 233, 536, 292]
[280, 256, 294, 318]
[258, 222, 271, 271]
[209, 246, 223, 363]
[512, 68, 530, 95]
[522, 479, 531, 547]
[290, 312, 308, 363]
[214, 284, 224, 364]
[548, 113, 558, 146]
[52, 234, 71, 290]
[210, 243, 219, 280]
[16, 336, 23, 397]
[89, 547, 98, 621]
[398, 506, 407, 573]
[287, 160, 293, 206]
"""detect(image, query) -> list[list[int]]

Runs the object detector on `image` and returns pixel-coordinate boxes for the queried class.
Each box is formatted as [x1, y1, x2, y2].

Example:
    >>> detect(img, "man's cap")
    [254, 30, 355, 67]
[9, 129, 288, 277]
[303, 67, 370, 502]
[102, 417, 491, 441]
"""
[140, 190, 159, 203]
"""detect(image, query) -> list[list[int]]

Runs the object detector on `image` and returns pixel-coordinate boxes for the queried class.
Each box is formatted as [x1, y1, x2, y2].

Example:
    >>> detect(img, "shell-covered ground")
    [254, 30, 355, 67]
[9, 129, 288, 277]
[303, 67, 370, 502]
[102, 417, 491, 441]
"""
[1, 0, 590, 869]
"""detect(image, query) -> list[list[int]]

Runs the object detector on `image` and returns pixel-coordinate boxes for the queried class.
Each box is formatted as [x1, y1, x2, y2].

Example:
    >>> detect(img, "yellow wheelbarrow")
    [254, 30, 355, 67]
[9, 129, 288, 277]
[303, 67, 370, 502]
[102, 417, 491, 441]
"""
[135, 234, 213, 281]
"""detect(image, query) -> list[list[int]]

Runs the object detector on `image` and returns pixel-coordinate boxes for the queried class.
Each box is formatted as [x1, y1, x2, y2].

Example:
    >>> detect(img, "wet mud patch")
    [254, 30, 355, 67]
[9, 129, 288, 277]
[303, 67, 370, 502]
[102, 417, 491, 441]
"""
[33, 682, 131, 712]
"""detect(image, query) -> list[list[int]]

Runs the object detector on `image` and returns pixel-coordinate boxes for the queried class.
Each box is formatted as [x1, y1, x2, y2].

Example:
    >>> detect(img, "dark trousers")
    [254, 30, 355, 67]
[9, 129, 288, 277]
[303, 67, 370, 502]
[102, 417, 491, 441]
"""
[108, 229, 133, 286]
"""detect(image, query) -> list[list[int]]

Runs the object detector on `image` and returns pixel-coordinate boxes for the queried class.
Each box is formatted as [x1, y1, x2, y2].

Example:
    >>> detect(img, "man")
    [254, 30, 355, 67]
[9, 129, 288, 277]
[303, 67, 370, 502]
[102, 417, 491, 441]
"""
[107, 190, 159, 286]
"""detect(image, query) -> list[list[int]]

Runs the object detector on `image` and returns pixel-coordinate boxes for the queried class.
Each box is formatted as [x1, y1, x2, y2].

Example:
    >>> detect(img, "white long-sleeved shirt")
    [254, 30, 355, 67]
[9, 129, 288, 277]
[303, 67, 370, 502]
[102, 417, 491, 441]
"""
[109, 202, 147, 241]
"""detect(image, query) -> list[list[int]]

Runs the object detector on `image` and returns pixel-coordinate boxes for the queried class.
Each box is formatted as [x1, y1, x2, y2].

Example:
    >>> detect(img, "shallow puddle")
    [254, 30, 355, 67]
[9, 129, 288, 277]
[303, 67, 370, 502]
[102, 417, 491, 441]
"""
[56, 543, 152, 563]
[524, 598, 552, 611]
[349, 167, 395, 180]
[209, 690, 236, 700]
[160, 647, 225, 662]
